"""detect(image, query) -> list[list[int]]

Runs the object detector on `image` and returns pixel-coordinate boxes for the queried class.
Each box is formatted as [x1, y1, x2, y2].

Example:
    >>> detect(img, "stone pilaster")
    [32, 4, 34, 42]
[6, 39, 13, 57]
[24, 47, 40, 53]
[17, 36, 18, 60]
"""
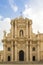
[15, 21, 17, 37]
[3, 42, 7, 61]
[29, 20, 32, 62]
[37, 33, 40, 61]
[30, 41, 32, 62]
[11, 21, 14, 38]
[29, 20, 32, 38]
[11, 41, 14, 61]
[15, 41, 17, 61]
[26, 41, 28, 61]
[11, 20, 14, 61]
[26, 21, 28, 38]
[3, 31, 7, 62]
[37, 44, 40, 61]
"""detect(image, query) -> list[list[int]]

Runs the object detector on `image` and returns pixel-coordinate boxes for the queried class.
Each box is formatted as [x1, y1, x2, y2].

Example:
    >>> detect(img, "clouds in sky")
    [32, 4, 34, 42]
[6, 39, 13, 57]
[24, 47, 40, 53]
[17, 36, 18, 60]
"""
[0, 16, 11, 50]
[23, 0, 43, 33]
[9, 0, 18, 12]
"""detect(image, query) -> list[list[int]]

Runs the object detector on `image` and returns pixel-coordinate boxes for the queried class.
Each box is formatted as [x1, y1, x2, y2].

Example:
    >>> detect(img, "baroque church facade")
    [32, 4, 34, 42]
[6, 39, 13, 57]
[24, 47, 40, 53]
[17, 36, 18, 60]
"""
[0, 16, 43, 62]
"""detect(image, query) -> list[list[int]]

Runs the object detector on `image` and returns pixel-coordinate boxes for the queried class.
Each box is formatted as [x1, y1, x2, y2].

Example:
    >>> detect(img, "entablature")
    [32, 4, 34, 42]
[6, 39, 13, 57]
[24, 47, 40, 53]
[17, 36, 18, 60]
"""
[2, 37, 42, 43]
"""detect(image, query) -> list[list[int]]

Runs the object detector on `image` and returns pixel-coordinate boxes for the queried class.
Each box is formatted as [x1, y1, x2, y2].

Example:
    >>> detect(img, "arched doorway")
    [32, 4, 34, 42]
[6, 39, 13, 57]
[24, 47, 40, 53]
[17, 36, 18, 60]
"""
[19, 50, 24, 61]
[32, 56, 35, 61]
[8, 56, 11, 61]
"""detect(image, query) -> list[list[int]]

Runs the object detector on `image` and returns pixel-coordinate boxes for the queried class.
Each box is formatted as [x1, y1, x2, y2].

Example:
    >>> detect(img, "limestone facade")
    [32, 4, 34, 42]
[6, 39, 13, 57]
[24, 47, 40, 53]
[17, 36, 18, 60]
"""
[0, 17, 43, 62]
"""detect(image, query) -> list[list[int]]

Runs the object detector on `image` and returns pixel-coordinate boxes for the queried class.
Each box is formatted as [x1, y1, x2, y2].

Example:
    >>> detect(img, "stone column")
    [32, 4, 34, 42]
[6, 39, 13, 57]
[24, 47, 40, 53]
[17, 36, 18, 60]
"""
[11, 21, 14, 38]
[26, 20, 28, 61]
[37, 33, 40, 61]
[3, 43, 7, 61]
[26, 41, 28, 61]
[3, 31, 7, 62]
[11, 41, 14, 61]
[30, 41, 32, 62]
[26, 21, 28, 38]
[11, 21, 14, 61]
[15, 21, 17, 38]
[29, 20, 32, 62]
[29, 20, 32, 38]
[37, 44, 40, 61]
[15, 41, 17, 61]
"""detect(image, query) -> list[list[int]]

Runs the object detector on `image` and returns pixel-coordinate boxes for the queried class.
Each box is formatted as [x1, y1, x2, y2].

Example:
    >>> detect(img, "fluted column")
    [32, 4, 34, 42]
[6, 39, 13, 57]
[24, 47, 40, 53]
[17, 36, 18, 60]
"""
[15, 41, 17, 61]
[26, 41, 28, 61]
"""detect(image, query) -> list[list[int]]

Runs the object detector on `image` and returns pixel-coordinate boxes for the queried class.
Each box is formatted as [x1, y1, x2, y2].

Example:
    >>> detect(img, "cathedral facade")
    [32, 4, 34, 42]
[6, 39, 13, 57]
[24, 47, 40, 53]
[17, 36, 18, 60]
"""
[0, 17, 43, 62]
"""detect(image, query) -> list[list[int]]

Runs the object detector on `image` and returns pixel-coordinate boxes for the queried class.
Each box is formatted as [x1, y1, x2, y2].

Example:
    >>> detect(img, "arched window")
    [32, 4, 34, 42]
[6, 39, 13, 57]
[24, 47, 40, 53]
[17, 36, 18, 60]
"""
[8, 47, 11, 51]
[20, 30, 23, 36]
[32, 47, 35, 51]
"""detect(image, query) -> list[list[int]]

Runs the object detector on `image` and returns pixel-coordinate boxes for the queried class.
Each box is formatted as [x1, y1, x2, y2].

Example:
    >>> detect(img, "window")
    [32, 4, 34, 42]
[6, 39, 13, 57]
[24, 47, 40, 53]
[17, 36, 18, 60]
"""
[32, 47, 35, 51]
[8, 47, 11, 51]
[20, 30, 23, 36]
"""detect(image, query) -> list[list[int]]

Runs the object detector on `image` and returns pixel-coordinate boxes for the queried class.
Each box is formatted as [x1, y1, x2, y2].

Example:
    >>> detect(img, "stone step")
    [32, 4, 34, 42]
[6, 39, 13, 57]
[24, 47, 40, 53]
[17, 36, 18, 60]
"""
[0, 61, 43, 64]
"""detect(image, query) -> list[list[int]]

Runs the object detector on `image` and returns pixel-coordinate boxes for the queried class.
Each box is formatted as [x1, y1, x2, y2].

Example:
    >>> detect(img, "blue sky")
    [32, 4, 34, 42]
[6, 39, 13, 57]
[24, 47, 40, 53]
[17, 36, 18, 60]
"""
[0, 0, 43, 50]
[0, 0, 29, 18]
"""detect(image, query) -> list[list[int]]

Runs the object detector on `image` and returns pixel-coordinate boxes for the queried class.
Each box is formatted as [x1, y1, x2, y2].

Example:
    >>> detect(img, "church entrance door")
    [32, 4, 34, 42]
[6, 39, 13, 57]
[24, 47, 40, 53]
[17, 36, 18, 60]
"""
[32, 56, 35, 61]
[8, 56, 11, 61]
[19, 50, 24, 61]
